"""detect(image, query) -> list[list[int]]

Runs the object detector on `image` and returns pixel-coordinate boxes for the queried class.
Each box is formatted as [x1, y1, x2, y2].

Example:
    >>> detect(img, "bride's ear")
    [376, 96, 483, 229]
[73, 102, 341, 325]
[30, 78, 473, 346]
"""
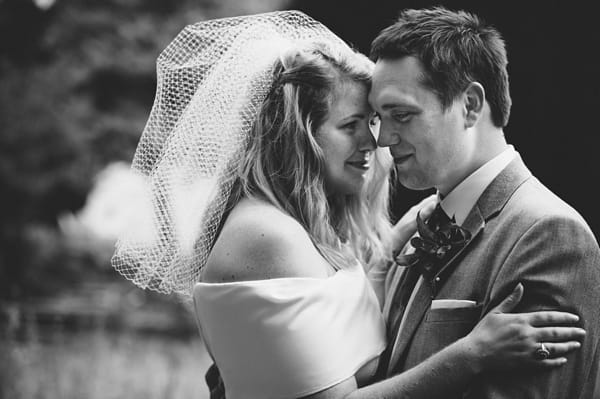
[463, 82, 485, 128]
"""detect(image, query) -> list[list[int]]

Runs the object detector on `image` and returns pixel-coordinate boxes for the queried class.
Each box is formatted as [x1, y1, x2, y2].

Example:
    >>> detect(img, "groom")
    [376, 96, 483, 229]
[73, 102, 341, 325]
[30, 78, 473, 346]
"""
[369, 7, 600, 398]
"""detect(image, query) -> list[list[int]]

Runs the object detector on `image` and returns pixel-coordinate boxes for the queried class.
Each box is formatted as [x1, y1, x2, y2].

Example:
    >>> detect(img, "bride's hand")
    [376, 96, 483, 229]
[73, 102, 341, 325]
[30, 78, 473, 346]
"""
[459, 283, 585, 372]
[391, 195, 437, 253]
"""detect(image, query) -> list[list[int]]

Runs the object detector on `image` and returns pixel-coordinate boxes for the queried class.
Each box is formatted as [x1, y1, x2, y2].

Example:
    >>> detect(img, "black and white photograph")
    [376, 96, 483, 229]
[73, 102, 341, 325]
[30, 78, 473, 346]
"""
[1, 1, 599, 398]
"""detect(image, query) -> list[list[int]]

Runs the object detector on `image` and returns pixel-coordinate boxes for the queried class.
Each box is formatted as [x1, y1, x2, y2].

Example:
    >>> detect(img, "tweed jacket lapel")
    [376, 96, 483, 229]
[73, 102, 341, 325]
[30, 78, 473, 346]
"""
[382, 263, 406, 323]
[474, 154, 532, 221]
[432, 154, 533, 292]
[386, 154, 533, 375]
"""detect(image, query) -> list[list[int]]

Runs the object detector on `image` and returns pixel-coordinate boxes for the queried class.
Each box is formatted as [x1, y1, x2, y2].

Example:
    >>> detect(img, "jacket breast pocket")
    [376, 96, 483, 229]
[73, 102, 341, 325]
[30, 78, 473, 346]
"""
[426, 304, 482, 323]
[422, 304, 483, 347]
[407, 304, 483, 368]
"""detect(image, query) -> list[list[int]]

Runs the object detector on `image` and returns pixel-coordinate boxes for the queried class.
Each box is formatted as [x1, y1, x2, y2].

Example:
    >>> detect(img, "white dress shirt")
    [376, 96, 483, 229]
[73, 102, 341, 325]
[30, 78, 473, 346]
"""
[440, 145, 517, 225]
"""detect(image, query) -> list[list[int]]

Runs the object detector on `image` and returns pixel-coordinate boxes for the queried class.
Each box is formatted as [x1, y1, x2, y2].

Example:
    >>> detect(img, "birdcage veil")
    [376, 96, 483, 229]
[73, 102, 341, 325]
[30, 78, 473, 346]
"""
[111, 11, 354, 296]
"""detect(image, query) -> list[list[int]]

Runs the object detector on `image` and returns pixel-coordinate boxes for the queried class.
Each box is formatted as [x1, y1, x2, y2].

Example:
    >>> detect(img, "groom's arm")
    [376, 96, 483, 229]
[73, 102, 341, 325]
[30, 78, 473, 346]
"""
[467, 215, 600, 399]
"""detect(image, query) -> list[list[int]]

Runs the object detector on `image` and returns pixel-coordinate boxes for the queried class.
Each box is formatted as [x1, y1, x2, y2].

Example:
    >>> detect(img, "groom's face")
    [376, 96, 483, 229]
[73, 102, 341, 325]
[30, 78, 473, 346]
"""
[369, 56, 470, 194]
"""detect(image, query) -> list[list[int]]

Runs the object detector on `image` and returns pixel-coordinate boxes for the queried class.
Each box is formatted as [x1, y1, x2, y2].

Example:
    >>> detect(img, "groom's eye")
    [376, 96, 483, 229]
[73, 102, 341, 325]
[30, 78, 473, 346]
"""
[393, 112, 412, 123]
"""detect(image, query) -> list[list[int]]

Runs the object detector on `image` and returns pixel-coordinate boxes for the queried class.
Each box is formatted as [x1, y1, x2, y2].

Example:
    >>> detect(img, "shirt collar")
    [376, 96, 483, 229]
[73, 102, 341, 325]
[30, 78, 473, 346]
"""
[439, 145, 517, 226]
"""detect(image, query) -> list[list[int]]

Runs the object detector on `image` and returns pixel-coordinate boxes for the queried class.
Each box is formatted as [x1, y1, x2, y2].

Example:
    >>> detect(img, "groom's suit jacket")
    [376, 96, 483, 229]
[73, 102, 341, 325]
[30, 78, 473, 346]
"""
[384, 155, 600, 398]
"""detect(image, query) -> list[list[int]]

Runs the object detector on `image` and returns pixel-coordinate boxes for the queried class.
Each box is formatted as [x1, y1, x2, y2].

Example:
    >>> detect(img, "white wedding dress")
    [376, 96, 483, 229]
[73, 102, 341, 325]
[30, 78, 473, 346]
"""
[193, 262, 386, 399]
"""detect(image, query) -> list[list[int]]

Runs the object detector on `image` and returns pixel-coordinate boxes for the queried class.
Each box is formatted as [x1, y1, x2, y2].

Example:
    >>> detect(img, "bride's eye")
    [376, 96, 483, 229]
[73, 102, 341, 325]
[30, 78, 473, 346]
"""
[342, 120, 358, 131]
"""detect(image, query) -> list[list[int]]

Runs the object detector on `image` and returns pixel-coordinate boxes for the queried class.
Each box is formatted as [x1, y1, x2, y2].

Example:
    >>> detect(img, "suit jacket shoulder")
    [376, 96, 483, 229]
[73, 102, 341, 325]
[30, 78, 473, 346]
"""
[503, 174, 594, 236]
[395, 155, 600, 398]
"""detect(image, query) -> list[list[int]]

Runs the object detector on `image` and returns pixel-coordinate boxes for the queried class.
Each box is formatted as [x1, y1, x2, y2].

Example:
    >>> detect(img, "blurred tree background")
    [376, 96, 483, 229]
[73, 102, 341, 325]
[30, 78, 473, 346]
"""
[2, 0, 598, 301]
[0, 0, 291, 300]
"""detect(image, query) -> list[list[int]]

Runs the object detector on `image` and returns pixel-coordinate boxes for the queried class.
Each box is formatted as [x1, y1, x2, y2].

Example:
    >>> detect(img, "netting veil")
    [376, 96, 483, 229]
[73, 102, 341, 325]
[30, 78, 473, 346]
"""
[111, 11, 354, 295]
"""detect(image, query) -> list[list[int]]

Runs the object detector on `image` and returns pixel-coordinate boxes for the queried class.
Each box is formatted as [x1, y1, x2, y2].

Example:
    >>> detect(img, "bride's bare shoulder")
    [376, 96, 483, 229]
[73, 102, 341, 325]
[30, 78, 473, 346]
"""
[202, 198, 330, 283]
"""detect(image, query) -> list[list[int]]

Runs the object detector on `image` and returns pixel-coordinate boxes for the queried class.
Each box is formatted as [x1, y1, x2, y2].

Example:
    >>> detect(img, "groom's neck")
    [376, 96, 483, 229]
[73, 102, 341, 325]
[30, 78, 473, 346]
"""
[437, 128, 508, 196]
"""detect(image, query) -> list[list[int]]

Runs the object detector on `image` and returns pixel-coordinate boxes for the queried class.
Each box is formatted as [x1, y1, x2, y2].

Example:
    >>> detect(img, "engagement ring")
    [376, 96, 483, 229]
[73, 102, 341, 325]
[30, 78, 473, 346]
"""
[533, 342, 551, 360]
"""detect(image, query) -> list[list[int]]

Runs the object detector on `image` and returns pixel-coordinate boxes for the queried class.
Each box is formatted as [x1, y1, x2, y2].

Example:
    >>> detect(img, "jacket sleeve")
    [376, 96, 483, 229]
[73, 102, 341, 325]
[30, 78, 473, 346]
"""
[466, 215, 600, 399]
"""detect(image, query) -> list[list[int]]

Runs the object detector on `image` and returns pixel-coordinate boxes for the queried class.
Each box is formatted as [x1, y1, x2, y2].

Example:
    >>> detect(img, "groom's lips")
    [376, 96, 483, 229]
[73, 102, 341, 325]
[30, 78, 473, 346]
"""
[393, 154, 413, 164]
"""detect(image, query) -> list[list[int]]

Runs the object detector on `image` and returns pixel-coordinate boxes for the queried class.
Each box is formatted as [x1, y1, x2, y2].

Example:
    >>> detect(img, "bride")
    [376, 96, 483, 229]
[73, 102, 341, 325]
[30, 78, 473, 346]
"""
[112, 11, 585, 399]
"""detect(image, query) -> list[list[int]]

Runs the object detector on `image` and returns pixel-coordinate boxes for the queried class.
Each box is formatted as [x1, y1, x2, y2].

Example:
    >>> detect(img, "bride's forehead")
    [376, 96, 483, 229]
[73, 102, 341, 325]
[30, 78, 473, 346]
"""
[329, 81, 370, 108]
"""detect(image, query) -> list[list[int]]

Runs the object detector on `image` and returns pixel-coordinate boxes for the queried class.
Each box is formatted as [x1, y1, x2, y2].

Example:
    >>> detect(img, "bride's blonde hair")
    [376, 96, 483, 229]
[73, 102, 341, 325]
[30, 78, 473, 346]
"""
[232, 43, 393, 269]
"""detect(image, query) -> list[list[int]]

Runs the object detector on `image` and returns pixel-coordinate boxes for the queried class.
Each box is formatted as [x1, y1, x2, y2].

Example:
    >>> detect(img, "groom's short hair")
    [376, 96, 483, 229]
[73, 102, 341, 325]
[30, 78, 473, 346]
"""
[370, 7, 511, 128]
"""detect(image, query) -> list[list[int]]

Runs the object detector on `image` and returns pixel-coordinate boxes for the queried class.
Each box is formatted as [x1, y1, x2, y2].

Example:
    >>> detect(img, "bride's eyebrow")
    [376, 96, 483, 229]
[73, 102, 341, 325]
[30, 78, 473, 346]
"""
[339, 112, 366, 121]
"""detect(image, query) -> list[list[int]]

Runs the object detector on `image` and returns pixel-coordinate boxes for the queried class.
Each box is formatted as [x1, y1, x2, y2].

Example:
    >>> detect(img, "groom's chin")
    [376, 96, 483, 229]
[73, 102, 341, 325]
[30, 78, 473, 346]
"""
[395, 172, 430, 192]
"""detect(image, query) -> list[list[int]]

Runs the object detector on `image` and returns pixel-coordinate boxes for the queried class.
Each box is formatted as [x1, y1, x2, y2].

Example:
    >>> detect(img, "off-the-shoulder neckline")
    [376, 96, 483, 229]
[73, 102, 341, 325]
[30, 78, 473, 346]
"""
[194, 262, 363, 288]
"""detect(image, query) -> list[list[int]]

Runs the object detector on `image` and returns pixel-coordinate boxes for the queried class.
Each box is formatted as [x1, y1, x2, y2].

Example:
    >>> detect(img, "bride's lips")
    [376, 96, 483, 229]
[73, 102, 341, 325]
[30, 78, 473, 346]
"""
[346, 159, 370, 170]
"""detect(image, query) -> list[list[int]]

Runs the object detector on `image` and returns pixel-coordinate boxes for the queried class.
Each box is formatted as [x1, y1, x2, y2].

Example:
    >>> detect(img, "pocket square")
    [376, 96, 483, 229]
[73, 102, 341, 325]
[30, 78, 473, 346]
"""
[430, 299, 478, 309]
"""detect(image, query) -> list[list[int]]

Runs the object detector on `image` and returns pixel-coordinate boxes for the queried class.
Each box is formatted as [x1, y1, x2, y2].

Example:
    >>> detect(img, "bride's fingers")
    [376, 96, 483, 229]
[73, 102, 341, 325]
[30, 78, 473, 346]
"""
[536, 357, 568, 368]
[392, 196, 437, 248]
[533, 326, 586, 342]
[523, 341, 582, 369]
[491, 283, 523, 313]
[541, 341, 582, 357]
[415, 195, 437, 219]
[398, 195, 437, 224]
[525, 311, 580, 327]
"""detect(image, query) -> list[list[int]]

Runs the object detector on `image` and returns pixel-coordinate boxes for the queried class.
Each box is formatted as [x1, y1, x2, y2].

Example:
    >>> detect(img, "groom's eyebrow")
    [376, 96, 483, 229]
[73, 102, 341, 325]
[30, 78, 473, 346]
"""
[381, 103, 418, 111]
[378, 94, 419, 111]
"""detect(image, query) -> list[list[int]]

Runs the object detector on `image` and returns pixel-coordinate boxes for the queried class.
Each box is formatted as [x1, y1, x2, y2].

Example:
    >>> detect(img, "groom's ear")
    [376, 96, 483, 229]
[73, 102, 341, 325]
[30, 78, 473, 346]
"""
[463, 82, 485, 128]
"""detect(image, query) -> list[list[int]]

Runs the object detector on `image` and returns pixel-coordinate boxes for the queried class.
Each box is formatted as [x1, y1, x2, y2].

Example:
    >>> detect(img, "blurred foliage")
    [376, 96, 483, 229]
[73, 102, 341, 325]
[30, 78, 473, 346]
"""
[0, 328, 212, 399]
[0, 0, 289, 299]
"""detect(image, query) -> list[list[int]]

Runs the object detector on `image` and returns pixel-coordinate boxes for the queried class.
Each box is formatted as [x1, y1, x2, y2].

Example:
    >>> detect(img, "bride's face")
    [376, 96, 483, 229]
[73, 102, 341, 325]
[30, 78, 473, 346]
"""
[316, 81, 377, 196]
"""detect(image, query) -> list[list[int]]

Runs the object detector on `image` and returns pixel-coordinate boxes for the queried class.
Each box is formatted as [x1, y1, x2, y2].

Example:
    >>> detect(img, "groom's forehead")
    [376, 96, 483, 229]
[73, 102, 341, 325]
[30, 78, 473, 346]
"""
[370, 58, 429, 97]
[372, 57, 426, 83]
[368, 79, 423, 110]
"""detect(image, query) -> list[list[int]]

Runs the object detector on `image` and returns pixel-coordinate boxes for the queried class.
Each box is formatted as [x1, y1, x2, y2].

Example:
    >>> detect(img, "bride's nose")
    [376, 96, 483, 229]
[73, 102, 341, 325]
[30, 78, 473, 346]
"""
[358, 125, 377, 152]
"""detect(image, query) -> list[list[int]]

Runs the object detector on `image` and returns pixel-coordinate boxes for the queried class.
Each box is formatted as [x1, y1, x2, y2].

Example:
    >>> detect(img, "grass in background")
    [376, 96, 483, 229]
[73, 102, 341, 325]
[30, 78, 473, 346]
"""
[0, 327, 211, 399]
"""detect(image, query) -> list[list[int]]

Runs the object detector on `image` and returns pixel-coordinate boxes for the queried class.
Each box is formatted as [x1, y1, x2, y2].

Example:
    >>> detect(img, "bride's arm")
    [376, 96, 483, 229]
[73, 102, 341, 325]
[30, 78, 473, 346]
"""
[308, 284, 584, 399]
[346, 336, 479, 399]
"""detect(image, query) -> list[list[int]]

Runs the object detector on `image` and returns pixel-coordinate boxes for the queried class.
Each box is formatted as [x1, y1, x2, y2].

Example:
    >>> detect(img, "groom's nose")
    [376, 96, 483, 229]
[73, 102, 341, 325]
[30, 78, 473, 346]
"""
[376, 122, 399, 148]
